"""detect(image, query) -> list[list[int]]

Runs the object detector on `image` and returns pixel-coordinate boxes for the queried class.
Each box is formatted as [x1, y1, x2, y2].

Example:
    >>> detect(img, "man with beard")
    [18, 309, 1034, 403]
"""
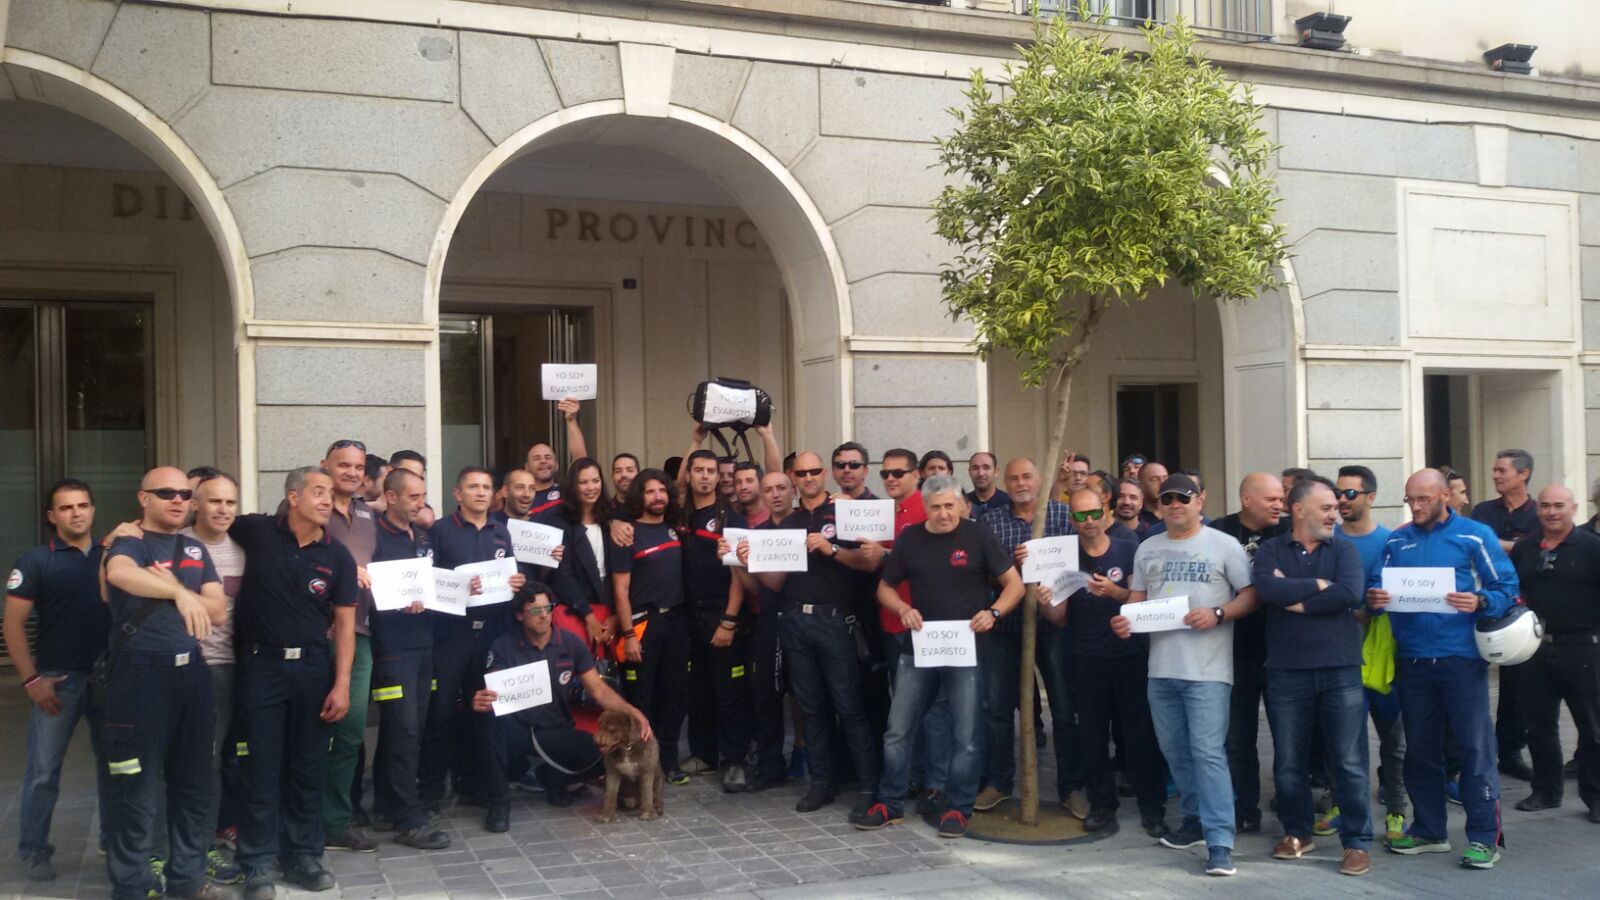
[965, 452, 1009, 521]
[524, 398, 590, 519]
[497, 469, 537, 523]
[611, 453, 640, 497]
[732, 462, 769, 527]
[1112, 479, 1144, 542]
[1137, 462, 1170, 532]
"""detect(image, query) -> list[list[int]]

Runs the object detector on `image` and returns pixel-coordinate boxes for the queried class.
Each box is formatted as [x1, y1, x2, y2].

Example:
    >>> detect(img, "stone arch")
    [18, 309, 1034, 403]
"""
[1, 48, 259, 498]
[425, 100, 853, 465]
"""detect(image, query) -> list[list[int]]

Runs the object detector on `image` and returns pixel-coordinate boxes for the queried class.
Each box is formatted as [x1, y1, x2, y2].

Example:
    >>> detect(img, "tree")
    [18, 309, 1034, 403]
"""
[933, 14, 1287, 827]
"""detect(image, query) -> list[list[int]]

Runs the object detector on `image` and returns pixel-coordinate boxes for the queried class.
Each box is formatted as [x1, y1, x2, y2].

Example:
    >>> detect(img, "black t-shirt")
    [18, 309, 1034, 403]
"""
[484, 626, 595, 731]
[105, 532, 218, 655]
[609, 520, 684, 614]
[8, 539, 110, 671]
[1209, 513, 1289, 663]
[683, 502, 744, 610]
[1473, 497, 1538, 544]
[527, 486, 563, 520]
[752, 518, 787, 616]
[1066, 536, 1143, 658]
[370, 515, 436, 653]
[777, 500, 857, 608]
[230, 514, 359, 649]
[429, 511, 516, 638]
[879, 519, 1011, 623]
[1510, 528, 1600, 635]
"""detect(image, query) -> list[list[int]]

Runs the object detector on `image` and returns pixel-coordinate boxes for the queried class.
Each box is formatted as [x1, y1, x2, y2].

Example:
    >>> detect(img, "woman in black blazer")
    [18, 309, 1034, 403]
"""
[541, 457, 616, 646]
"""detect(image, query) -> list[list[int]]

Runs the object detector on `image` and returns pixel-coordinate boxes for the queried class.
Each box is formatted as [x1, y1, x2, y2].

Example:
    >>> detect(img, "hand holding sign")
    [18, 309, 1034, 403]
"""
[430, 568, 471, 616]
[1121, 595, 1192, 633]
[483, 661, 553, 716]
[456, 558, 518, 606]
[541, 364, 597, 401]
[368, 557, 432, 612]
[507, 519, 564, 568]
[1380, 568, 1456, 613]
[747, 530, 808, 573]
[1021, 536, 1079, 596]
[721, 527, 751, 567]
[910, 621, 978, 667]
[835, 499, 894, 542]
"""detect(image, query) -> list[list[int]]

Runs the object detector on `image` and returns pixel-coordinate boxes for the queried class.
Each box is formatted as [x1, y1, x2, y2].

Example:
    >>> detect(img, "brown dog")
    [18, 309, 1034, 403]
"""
[593, 709, 664, 823]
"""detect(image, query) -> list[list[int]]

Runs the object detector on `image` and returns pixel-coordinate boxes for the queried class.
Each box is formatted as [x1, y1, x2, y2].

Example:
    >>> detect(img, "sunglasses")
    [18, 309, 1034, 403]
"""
[880, 468, 915, 480]
[1335, 489, 1372, 501]
[793, 468, 824, 478]
[145, 487, 194, 501]
[1070, 508, 1106, 522]
[327, 439, 367, 453]
[1124, 456, 1146, 467]
[524, 604, 554, 616]
[1159, 492, 1195, 506]
[832, 460, 865, 470]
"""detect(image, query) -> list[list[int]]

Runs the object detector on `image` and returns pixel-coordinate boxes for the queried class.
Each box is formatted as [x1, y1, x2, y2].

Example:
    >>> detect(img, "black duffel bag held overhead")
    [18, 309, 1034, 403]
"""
[687, 377, 773, 461]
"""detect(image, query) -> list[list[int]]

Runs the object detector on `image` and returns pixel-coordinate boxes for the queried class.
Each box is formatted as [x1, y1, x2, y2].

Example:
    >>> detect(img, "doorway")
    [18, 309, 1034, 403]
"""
[1422, 368, 1562, 506]
[1116, 382, 1200, 474]
[439, 308, 594, 482]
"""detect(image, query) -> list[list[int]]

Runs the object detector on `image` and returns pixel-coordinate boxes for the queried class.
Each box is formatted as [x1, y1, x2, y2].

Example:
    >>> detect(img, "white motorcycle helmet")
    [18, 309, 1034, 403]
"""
[1475, 604, 1543, 666]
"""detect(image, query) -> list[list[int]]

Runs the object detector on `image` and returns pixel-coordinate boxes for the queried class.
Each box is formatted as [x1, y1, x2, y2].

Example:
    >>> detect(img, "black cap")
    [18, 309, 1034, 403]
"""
[1158, 473, 1200, 498]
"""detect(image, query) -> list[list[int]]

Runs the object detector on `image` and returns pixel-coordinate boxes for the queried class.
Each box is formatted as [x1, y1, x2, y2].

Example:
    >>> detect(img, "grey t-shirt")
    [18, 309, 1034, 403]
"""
[1130, 526, 1253, 684]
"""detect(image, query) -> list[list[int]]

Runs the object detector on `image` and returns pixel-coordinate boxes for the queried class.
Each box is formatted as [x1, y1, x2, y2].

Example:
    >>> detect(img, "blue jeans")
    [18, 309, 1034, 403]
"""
[878, 654, 981, 816]
[1266, 666, 1373, 850]
[18, 670, 108, 855]
[1397, 656, 1500, 847]
[1148, 677, 1234, 849]
[885, 631, 951, 792]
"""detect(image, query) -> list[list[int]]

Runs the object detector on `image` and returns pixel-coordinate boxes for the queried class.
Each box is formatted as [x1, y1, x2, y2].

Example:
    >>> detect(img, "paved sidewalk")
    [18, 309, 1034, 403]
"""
[0, 672, 1591, 900]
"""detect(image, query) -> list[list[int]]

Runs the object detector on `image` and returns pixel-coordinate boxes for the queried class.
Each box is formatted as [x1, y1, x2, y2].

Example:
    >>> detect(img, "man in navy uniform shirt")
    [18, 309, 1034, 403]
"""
[368, 468, 451, 850]
[1471, 449, 1539, 783]
[422, 467, 525, 816]
[5, 479, 112, 882]
[229, 467, 359, 899]
[475, 582, 651, 831]
[102, 467, 228, 900]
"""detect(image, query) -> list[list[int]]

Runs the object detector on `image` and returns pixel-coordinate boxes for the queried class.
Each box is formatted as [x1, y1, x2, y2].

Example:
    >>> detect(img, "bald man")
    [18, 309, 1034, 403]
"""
[1210, 473, 1289, 834]
[1366, 469, 1517, 868]
[1508, 484, 1600, 821]
[1137, 462, 1169, 532]
[101, 467, 229, 900]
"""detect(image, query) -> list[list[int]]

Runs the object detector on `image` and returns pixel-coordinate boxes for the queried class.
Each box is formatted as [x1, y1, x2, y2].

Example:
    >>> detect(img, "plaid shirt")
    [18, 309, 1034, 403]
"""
[980, 500, 1075, 634]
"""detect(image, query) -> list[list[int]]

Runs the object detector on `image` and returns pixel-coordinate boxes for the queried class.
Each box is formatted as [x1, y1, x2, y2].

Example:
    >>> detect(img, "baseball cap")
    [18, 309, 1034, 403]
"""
[1158, 473, 1200, 498]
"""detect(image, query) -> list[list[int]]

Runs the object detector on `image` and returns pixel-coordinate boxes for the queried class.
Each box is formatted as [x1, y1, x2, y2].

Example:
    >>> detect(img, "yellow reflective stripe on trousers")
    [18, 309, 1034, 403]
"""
[431, 678, 438, 692]
[108, 758, 142, 776]
[625, 668, 638, 681]
[730, 665, 746, 679]
[235, 742, 250, 757]
[372, 685, 404, 702]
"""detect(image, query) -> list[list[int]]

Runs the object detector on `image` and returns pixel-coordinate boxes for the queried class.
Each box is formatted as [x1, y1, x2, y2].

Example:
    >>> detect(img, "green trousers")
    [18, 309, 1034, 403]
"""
[321, 633, 372, 835]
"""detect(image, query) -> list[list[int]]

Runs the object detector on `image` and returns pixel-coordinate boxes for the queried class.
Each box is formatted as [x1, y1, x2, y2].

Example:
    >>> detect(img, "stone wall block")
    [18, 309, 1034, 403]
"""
[460, 31, 563, 144]
[90, 4, 209, 120]
[818, 69, 966, 144]
[1301, 290, 1401, 346]
[1274, 169, 1396, 244]
[832, 206, 952, 283]
[1306, 364, 1403, 410]
[670, 53, 749, 122]
[255, 345, 425, 406]
[793, 137, 949, 224]
[854, 407, 980, 461]
[255, 406, 424, 471]
[5, 0, 117, 70]
[730, 62, 818, 166]
[1291, 231, 1399, 299]
[211, 14, 457, 102]
[227, 169, 445, 264]
[1278, 111, 1475, 182]
[849, 273, 973, 339]
[1307, 409, 1404, 458]
[250, 247, 426, 324]
[539, 40, 623, 106]
[853, 357, 979, 407]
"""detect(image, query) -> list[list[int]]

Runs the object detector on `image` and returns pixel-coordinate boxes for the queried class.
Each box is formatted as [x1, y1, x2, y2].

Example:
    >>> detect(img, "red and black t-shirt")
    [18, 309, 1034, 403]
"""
[879, 519, 1010, 623]
[779, 500, 856, 608]
[610, 520, 684, 614]
[683, 502, 745, 611]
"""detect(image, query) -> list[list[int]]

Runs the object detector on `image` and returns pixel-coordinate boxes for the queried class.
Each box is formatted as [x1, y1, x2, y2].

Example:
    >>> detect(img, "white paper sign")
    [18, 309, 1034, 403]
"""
[835, 499, 895, 542]
[1022, 535, 1079, 585]
[1045, 570, 1093, 606]
[540, 364, 597, 401]
[457, 557, 518, 607]
[429, 568, 471, 616]
[484, 660, 553, 716]
[1122, 594, 1192, 633]
[721, 527, 751, 568]
[701, 382, 757, 425]
[368, 557, 432, 612]
[507, 519, 564, 568]
[1381, 567, 1456, 614]
[747, 529, 808, 573]
[910, 621, 978, 667]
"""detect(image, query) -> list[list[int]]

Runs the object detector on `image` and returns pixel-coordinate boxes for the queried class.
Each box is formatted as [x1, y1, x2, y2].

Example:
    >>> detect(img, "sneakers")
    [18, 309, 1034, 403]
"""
[915, 788, 949, 817]
[1272, 835, 1315, 859]
[21, 847, 56, 882]
[1340, 848, 1371, 876]
[396, 825, 452, 850]
[665, 769, 691, 786]
[148, 855, 167, 898]
[854, 803, 902, 830]
[937, 809, 969, 838]
[1444, 778, 1462, 805]
[282, 857, 336, 892]
[973, 785, 1009, 811]
[721, 762, 748, 794]
[242, 868, 275, 900]
[1205, 846, 1236, 876]
[1160, 818, 1205, 849]
[207, 847, 245, 884]
[1060, 789, 1090, 820]
[1384, 813, 1406, 843]
[680, 755, 714, 776]
[324, 826, 378, 852]
[1387, 833, 1451, 854]
[1514, 792, 1560, 811]
[1313, 806, 1341, 836]
[795, 782, 836, 813]
[1460, 841, 1501, 869]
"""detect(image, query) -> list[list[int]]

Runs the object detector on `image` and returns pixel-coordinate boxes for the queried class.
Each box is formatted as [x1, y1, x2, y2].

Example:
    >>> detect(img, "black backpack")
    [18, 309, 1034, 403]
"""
[686, 377, 773, 461]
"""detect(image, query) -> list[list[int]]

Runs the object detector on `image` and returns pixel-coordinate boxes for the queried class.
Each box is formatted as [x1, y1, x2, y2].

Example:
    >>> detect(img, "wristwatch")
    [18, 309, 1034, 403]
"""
[1475, 593, 1488, 612]
[1211, 606, 1225, 623]
[830, 543, 841, 557]
[988, 607, 1002, 620]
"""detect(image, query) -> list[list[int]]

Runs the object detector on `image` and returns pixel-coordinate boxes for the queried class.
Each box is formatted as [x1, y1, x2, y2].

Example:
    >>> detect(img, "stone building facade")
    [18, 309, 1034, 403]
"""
[3, 0, 1599, 549]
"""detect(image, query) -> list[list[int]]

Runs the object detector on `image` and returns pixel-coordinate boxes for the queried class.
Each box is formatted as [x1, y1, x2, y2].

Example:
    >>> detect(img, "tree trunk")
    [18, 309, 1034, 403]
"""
[1018, 300, 1105, 827]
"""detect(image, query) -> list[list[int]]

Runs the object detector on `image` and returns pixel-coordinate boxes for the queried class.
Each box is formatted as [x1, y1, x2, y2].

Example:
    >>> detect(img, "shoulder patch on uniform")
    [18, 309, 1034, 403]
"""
[485, 650, 494, 668]
[547, 489, 561, 500]
[494, 548, 506, 559]
[184, 544, 203, 560]
[821, 524, 836, 540]
[6, 569, 21, 591]
[559, 669, 573, 685]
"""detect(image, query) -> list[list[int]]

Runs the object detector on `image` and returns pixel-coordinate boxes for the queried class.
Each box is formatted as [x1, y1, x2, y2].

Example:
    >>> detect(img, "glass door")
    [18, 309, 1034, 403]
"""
[1, 300, 154, 663]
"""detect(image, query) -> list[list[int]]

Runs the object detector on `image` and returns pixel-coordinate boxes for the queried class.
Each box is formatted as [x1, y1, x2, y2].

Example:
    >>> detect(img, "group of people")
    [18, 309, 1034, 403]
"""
[6, 396, 1599, 896]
